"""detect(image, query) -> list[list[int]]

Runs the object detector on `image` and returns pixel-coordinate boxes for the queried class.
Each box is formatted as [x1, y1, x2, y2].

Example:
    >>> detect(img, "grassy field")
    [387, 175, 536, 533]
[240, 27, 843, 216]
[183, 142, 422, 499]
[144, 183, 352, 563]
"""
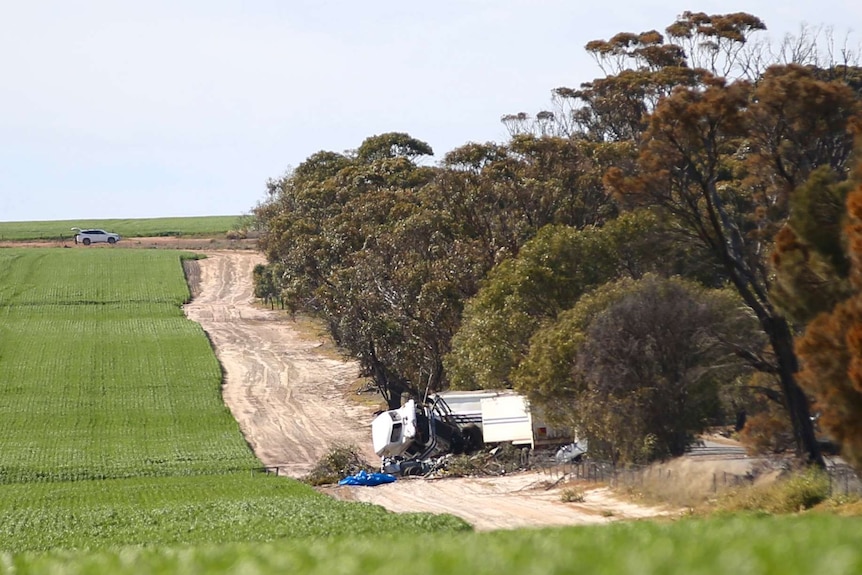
[0, 248, 466, 556]
[1, 245, 861, 574]
[0, 473, 467, 553]
[0, 215, 245, 241]
[4, 514, 861, 574]
[0, 249, 255, 482]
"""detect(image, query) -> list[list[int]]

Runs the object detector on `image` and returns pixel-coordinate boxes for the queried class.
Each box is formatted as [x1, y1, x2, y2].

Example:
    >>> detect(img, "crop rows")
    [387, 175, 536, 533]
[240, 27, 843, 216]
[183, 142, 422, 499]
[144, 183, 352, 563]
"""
[0, 249, 193, 307]
[0, 247, 467, 556]
[0, 249, 257, 483]
[0, 473, 469, 552]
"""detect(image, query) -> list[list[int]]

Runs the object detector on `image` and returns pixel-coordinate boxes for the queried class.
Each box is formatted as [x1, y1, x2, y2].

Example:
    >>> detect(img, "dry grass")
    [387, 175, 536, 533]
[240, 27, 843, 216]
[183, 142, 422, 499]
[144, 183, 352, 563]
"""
[302, 444, 371, 486]
[613, 457, 765, 508]
[602, 457, 862, 518]
[711, 467, 831, 514]
[560, 487, 586, 503]
[810, 495, 862, 516]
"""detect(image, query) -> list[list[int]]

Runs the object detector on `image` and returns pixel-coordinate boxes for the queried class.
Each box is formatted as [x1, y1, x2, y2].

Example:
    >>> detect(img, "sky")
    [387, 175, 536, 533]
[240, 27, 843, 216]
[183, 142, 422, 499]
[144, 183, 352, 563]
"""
[1, 1, 860, 223]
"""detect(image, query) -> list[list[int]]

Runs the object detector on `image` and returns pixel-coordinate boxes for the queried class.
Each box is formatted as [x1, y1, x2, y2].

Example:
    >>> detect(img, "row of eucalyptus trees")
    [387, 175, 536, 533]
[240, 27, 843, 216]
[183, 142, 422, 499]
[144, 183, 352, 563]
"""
[254, 12, 862, 465]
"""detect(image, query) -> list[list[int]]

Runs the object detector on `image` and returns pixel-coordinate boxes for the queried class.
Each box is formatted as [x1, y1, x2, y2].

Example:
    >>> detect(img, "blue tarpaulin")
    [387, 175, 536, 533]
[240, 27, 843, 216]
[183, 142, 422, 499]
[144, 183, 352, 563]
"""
[338, 469, 397, 486]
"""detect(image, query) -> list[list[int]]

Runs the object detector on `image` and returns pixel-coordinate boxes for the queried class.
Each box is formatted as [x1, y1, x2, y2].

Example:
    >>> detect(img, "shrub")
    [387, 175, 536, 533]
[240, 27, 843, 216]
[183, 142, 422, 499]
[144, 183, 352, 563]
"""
[716, 467, 830, 514]
[739, 412, 794, 455]
[302, 444, 370, 486]
[560, 488, 586, 503]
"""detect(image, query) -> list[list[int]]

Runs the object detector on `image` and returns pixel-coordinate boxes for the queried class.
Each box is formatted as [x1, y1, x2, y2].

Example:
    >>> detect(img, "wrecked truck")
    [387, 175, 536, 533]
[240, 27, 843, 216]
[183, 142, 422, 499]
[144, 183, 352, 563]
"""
[371, 390, 578, 475]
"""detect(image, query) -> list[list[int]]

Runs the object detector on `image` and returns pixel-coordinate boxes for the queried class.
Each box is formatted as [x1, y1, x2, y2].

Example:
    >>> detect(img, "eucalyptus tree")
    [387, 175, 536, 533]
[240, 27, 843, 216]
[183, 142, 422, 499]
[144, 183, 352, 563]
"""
[255, 134, 441, 407]
[482, 12, 862, 464]
[445, 210, 713, 392]
[773, 138, 862, 473]
[600, 40, 860, 466]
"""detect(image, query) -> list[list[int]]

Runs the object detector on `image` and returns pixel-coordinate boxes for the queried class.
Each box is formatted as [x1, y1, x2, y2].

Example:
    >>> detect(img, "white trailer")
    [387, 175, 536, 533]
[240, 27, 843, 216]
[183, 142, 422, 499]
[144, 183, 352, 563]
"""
[435, 390, 570, 449]
[371, 390, 574, 474]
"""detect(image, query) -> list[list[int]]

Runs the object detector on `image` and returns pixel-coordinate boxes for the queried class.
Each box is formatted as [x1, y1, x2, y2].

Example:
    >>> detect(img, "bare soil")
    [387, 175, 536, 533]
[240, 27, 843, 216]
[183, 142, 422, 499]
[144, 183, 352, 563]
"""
[183, 251, 378, 477]
[183, 251, 679, 530]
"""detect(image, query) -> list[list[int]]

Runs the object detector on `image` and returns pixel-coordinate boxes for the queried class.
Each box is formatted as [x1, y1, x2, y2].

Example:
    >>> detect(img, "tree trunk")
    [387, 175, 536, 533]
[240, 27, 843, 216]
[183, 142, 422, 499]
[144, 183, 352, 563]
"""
[717, 241, 825, 467]
[366, 343, 410, 410]
[767, 316, 825, 467]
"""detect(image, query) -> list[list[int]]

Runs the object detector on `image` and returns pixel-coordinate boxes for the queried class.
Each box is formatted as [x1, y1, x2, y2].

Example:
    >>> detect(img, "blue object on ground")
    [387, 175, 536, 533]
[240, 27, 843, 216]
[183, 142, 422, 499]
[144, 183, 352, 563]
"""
[338, 469, 397, 486]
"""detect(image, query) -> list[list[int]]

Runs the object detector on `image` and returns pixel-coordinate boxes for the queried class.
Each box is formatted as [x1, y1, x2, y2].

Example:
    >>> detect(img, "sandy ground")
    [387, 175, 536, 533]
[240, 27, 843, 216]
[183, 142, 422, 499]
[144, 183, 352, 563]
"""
[319, 473, 673, 530]
[184, 250, 678, 530]
[183, 251, 378, 476]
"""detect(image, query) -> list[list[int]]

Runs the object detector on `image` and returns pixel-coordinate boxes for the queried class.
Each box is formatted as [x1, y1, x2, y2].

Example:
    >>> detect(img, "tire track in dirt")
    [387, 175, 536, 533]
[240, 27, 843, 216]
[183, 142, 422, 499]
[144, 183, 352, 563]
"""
[184, 250, 676, 529]
[183, 251, 378, 477]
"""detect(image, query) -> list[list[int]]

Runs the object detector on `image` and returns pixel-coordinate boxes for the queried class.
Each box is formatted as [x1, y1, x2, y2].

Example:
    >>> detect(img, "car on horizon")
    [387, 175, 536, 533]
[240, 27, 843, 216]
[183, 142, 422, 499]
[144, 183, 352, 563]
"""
[71, 228, 121, 245]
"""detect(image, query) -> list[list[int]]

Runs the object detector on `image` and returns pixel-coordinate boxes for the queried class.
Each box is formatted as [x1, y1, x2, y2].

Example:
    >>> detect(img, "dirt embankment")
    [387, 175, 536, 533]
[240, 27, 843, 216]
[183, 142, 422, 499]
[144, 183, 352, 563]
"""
[184, 251, 677, 530]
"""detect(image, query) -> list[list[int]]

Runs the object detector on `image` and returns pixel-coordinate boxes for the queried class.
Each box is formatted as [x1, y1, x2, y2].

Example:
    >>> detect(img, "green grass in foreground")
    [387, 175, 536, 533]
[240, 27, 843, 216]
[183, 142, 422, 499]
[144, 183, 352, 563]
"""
[5, 514, 861, 575]
[0, 473, 468, 553]
[0, 215, 243, 241]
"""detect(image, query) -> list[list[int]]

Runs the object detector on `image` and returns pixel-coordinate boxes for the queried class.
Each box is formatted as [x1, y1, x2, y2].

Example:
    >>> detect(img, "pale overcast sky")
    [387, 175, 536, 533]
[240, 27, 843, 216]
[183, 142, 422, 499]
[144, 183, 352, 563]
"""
[1, 1, 859, 222]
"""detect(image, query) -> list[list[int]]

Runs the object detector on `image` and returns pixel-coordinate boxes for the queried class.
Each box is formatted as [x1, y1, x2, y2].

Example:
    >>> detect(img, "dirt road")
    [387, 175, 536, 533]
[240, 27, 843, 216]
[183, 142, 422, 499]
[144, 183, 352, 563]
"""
[183, 251, 378, 476]
[184, 251, 674, 529]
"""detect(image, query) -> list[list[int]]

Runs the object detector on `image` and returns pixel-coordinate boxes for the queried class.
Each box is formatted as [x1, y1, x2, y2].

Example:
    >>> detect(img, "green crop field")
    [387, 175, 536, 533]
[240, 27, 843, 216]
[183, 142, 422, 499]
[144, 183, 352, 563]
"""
[0, 249, 256, 483]
[0, 215, 244, 241]
[1, 245, 860, 574]
[4, 514, 862, 574]
[0, 473, 467, 553]
[0, 247, 466, 557]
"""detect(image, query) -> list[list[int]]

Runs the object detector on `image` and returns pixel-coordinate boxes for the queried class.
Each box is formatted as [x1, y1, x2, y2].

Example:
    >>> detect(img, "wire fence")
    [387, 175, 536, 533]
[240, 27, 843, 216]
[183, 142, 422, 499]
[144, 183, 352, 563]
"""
[827, 463, 862, 496]
[531, 454, 862, 497]
[254, 449, 862, 498]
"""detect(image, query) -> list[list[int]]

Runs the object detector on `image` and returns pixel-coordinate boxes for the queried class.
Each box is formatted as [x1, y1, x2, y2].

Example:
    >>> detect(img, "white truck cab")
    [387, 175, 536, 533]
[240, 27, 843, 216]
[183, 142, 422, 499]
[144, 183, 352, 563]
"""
[371, 399, 419, 457]
[370, 390, 573, 470]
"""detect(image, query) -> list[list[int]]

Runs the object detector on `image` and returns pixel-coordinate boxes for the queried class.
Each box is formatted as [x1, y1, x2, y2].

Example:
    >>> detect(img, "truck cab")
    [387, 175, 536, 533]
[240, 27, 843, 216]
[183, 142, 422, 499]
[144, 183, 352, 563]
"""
[370, 390, 573, 475]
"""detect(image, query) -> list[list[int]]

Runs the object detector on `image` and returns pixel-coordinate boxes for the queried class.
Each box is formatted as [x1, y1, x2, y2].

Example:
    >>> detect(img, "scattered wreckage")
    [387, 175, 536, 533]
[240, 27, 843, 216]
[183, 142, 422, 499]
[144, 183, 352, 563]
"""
[371, 390, 587, 476]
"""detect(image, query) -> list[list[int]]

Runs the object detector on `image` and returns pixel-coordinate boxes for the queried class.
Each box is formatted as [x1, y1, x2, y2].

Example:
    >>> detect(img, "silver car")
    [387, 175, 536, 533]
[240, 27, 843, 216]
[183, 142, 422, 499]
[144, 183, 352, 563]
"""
[72, 228, 121, 245]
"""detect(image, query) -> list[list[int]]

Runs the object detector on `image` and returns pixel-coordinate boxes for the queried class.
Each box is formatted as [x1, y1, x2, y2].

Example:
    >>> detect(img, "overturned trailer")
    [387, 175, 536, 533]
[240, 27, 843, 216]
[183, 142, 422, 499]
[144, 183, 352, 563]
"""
[371, 390, 577, 475]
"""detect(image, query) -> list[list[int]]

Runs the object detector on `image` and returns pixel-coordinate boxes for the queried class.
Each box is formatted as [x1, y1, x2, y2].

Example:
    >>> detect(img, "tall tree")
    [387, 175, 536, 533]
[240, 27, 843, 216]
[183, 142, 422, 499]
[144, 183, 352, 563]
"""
[446, 210, 716, 391]
[255, 134, 441, 408]
[605, 65, 859, 465]
[776, 130, 862, 472]
[794, 180, 862, 473]
[512, 275, 759, 463]
[565, 14, 861, 467]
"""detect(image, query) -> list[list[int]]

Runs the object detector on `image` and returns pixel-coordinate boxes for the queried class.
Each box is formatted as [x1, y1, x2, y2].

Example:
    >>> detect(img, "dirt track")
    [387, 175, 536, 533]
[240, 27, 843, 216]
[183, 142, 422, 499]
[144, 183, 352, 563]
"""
[183, 251, 378, 476]
[184, 251, 674, 530]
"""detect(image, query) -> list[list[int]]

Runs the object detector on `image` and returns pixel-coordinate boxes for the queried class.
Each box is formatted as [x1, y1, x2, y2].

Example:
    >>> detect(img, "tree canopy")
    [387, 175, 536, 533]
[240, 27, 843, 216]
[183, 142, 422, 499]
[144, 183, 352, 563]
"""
[254, 132, 612, 408]
[254, 12, 862, 465]
[777, 130, 862, 474]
